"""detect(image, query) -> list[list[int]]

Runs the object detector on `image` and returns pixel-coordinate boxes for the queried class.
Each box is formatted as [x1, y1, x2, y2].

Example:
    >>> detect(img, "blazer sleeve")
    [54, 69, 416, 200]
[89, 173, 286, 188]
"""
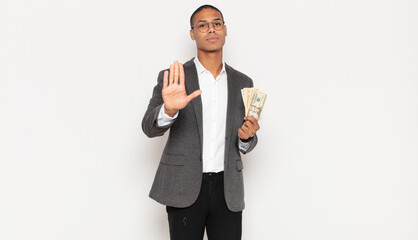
[142, 70, 175, 138]
[238, 134, 258, 154]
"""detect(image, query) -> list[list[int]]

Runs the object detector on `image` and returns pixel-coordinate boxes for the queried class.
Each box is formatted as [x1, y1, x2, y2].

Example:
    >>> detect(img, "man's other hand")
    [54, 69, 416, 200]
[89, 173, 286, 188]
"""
[238, 116, 260, 141]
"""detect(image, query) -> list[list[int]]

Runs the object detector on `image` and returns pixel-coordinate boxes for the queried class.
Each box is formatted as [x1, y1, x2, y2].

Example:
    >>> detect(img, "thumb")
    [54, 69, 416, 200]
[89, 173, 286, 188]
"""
[185, 90, 202, 103]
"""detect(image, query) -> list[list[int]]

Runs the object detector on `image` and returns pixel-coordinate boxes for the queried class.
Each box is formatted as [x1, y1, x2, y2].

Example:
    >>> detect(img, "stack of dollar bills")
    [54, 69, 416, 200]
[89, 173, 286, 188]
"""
[241, 88, 267, 120]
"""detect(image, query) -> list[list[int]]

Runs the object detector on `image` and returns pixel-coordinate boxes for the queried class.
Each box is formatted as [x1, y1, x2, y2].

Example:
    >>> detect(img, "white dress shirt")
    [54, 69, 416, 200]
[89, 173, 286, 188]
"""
[157, 57, 251, 172]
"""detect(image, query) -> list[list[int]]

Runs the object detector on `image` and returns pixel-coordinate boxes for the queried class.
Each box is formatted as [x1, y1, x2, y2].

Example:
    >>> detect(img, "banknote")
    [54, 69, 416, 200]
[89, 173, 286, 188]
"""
[241, 87, 267, 120]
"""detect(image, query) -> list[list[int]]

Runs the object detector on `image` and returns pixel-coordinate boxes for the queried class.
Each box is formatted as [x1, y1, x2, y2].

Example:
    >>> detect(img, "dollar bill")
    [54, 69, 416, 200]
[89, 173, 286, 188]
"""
[241, 87, 267, 120]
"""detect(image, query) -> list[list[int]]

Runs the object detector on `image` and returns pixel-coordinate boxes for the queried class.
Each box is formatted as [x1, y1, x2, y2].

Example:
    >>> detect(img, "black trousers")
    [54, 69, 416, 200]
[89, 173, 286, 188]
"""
[166, 172, 242, 240]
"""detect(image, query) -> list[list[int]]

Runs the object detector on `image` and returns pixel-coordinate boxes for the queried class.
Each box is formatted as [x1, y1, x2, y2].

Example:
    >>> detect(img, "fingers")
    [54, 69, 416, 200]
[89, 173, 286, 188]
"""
[167, 61, 182, 86]
[242, 122, 252, 131]
[238, 127, 252, 140]
[163, 70, 169, 88]
[239, 117, 260, 139]
[244, 116, 260, 130]
[238, 127, 253, 140]
[240, 124, 250, 133]
[169, 63, 174, 84]
[185, 89, 202, 103]
[179, 63, 185, 86]
[238, 128, 246, 139]
[174, 61, 179, 84]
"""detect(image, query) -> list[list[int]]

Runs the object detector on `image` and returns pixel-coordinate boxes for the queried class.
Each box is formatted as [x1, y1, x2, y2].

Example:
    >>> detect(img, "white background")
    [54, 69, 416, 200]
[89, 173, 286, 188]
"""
[1, 0, 417, 239]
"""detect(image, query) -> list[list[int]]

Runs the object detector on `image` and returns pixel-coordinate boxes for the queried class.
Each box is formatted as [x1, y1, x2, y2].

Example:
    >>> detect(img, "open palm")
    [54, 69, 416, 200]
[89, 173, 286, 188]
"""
[162, 61, 201, 116]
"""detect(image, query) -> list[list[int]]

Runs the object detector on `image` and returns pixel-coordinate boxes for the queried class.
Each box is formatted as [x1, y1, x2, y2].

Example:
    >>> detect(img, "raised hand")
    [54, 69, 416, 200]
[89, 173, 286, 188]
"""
[162, 61, 202, 117]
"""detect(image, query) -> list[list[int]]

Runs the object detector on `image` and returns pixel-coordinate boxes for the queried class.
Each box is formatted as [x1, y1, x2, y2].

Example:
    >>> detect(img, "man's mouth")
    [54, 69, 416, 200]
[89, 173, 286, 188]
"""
[206, 36, 219, 42]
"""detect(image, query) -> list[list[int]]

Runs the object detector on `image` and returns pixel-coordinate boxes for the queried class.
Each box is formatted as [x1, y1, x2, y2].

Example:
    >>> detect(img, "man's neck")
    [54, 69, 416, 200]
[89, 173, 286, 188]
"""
[197, 50, 223, 79]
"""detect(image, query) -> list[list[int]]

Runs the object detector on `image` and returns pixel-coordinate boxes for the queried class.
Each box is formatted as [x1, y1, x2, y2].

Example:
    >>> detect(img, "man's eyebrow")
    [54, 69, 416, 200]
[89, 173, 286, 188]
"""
[197, 18, 222, 23]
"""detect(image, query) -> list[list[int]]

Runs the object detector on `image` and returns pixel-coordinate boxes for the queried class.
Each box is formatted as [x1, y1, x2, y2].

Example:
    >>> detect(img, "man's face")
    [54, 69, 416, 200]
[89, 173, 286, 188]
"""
[189, 8, 227, 53]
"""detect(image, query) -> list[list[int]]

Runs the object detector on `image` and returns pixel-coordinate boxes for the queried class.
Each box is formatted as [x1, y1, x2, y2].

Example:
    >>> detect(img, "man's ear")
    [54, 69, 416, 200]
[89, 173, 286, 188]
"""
[190, 29, 195, 40]
[224, 25, 228, 37]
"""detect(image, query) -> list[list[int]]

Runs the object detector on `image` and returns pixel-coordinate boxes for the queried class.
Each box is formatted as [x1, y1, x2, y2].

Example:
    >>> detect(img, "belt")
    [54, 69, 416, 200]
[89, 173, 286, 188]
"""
[203, 171, 224, 177]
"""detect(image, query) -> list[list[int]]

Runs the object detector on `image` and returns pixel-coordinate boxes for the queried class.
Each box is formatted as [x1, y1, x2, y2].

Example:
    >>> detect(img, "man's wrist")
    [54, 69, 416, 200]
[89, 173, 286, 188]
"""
[240, 134, 254, 143]
[164, 106, 178, 117]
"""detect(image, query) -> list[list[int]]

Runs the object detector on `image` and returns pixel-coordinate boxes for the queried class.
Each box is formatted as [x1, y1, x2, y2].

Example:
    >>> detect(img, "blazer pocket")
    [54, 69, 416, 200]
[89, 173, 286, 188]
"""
[160, 152, 185, 166]
[236, 159, 244, 171]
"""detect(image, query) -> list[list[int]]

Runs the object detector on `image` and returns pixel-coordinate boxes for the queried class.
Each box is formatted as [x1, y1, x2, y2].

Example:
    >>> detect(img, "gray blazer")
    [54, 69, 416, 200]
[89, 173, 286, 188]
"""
[142, 58, 258, 212]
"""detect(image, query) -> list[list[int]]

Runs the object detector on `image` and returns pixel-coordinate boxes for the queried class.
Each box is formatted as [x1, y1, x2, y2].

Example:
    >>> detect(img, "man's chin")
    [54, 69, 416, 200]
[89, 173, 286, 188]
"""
[198, 46, 224, 53]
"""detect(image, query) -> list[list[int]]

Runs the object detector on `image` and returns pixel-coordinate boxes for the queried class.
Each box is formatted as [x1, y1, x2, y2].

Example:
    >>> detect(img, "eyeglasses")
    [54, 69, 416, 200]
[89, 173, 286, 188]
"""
[191, 20, 225, 33]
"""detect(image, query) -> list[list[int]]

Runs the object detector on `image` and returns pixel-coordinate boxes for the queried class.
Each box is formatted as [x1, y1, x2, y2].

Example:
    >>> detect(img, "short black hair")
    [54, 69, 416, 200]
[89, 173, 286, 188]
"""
[190, 5, 224, 28]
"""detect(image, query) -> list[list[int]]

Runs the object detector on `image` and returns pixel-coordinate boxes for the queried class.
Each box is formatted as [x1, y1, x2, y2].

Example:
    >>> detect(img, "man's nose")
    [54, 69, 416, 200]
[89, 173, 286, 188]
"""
[208, 23, 216, 32]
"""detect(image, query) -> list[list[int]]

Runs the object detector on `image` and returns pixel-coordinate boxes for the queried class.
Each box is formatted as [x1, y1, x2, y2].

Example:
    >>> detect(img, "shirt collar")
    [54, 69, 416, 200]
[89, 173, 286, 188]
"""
[194, 57, 226, 76]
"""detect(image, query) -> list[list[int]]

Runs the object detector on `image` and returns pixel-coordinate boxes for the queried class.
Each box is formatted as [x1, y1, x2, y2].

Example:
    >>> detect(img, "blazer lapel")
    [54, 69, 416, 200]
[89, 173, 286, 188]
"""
[184, 59, 204, 156]
[224, 63, 239, 170]
[225, 64, 236, 139]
